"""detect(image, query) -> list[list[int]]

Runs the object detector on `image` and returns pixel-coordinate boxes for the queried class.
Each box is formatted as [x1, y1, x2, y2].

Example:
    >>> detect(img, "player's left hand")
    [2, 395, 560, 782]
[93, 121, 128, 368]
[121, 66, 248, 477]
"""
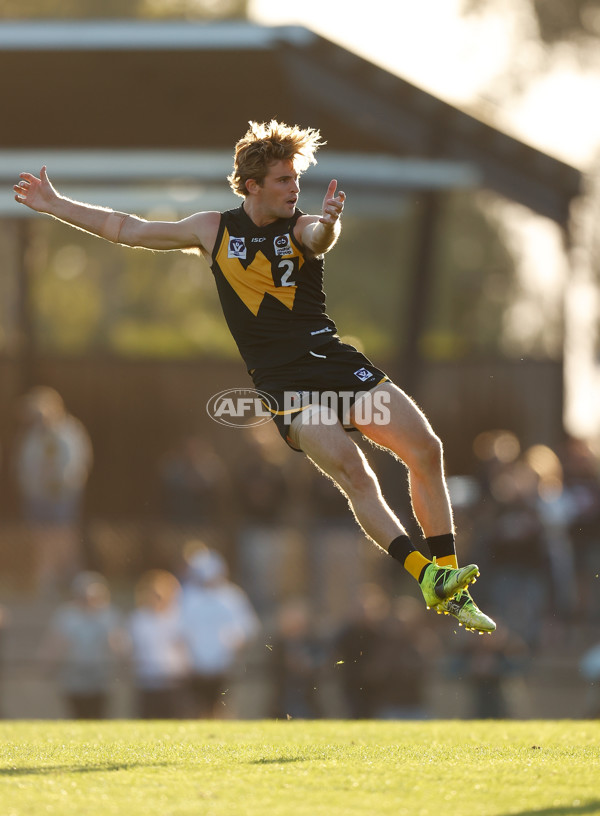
[319, 179, 345, 226]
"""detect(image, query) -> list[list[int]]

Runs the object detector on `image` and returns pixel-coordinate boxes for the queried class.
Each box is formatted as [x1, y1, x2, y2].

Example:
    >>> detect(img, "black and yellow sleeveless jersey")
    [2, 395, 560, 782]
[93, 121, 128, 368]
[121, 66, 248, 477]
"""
[210, 205, 338, 370]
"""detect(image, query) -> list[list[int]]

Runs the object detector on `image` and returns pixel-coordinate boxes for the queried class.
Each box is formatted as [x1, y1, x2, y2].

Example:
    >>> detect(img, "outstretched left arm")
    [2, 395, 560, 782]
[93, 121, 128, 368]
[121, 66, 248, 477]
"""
[296, 179, 345, 257]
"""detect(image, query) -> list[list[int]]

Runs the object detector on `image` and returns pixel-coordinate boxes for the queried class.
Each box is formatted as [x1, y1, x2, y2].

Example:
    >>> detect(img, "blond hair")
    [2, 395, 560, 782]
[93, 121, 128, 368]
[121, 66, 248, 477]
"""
[228, 120, 325, 198]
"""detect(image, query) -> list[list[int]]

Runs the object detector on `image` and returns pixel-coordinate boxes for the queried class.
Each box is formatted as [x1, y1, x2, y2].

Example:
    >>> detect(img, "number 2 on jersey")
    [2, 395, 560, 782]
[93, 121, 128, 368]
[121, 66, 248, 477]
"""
[275, 258, 298, 288]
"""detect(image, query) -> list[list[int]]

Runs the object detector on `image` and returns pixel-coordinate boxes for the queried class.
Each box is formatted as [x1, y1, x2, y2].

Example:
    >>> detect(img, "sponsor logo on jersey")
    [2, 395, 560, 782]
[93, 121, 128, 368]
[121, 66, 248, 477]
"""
[228, 236, 246, 259]
[354, 367, 373, 382]
[251, 237, 266, 242]
[310, 326, 333, 336]
[274, 234, 293, 257]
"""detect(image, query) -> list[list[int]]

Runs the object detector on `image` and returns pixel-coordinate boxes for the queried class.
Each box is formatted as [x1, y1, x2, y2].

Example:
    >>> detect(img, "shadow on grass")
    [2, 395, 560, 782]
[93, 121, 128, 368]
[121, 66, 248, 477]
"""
[502, 802, 600, 816]
[0, 762, 170, 776]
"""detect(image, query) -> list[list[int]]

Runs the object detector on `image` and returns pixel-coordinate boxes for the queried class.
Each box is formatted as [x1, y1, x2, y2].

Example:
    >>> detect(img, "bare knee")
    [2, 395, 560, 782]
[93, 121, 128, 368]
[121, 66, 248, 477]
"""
[296, 407, 381, 498]
[332, 450, 378, 497]
[406, 429, 444, 477]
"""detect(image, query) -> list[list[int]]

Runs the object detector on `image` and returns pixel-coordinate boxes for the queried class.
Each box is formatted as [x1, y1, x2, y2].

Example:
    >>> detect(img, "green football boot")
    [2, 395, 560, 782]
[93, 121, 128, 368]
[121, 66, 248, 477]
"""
[437, 589, 497, 634]
[419, 557, 479, 610]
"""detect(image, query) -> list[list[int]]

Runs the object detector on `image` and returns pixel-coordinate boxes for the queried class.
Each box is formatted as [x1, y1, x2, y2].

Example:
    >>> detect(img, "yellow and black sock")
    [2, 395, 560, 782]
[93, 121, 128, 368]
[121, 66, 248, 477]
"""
[388, 534, 431, 582]
[426, 533, 457, 569]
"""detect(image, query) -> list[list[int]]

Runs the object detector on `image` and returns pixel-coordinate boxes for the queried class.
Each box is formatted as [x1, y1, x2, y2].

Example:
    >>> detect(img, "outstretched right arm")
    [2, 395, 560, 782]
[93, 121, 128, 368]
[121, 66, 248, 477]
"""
[14, 166, 219, 254]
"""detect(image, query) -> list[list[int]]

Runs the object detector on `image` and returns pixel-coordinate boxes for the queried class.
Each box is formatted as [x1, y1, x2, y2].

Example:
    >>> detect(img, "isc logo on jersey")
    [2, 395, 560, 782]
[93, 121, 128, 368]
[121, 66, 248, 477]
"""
[228, 236, 246, 259]
[274, 234, 293, 257]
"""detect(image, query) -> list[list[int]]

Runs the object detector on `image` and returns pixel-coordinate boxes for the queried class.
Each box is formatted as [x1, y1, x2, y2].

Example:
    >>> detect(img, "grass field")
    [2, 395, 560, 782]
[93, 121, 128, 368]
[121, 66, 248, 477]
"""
[0, 720, 599, 816]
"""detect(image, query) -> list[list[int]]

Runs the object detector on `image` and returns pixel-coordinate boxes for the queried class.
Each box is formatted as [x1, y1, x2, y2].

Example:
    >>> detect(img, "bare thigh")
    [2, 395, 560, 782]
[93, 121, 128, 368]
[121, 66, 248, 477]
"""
[349, 381, 441, 464]
[289, 404, 365, 484]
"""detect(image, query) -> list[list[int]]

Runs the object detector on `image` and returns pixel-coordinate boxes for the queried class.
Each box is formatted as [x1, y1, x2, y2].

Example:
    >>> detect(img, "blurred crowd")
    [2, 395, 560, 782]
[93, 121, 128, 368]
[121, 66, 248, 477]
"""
[38, 548, 260, 720]
[1, 386, 600, 719]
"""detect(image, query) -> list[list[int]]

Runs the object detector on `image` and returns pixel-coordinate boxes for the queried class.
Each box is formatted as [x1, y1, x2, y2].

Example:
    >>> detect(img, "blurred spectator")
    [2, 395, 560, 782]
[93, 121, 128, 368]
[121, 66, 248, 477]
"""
[234, 424, 295, 618]
[472, 429, 522, 499]
[0, 604, 7, 718]
[450, 623, 529, 718]
[267, 597, 326, 719]
[127, 569, 189, 719]
[305, 461, 367, 626]
[14, 386, 93, 597]
[579, 641, 600, 717]
[334, 582, 390, 719]
[334, 584, 436, 719]
[38, 571, 122, 719]
[371, 595, 438, 719]
[159, 436, 230, 530]
[180, 546, 260, 718]
[470, 431, 584, 641]
[524, 444, 577, 626]
[473, 448, 553, 649]
[561, 437, 600, 624]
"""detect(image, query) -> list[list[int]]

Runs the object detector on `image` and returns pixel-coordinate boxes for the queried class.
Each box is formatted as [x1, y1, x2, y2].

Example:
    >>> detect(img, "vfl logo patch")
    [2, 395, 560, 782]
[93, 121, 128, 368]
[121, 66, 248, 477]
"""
[354, 368, 373, 382]
[274, 234, 293, 257]
[228, 236, 246, 259]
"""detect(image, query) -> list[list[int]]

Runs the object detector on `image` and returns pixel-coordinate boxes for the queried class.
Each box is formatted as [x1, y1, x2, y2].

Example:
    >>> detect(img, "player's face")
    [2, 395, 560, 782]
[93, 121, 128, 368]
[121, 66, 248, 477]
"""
[256, 159, 300, 219]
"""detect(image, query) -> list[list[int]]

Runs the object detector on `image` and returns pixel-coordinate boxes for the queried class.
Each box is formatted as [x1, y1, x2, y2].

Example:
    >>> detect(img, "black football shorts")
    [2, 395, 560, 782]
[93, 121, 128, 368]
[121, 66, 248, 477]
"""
[250, 338, 389, 451]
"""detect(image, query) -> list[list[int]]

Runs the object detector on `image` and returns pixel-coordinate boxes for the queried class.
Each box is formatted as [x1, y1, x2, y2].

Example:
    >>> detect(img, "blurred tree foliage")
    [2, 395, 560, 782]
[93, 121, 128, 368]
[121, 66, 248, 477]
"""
[30, 219, 238, 359]
[462, 0, 600, 43]
[0, 0, 248, 20]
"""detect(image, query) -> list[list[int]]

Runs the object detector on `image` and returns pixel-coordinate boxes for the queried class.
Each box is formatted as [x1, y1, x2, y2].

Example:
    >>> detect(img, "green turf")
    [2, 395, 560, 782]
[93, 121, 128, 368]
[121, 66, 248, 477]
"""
[0, 720, 599, 816]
